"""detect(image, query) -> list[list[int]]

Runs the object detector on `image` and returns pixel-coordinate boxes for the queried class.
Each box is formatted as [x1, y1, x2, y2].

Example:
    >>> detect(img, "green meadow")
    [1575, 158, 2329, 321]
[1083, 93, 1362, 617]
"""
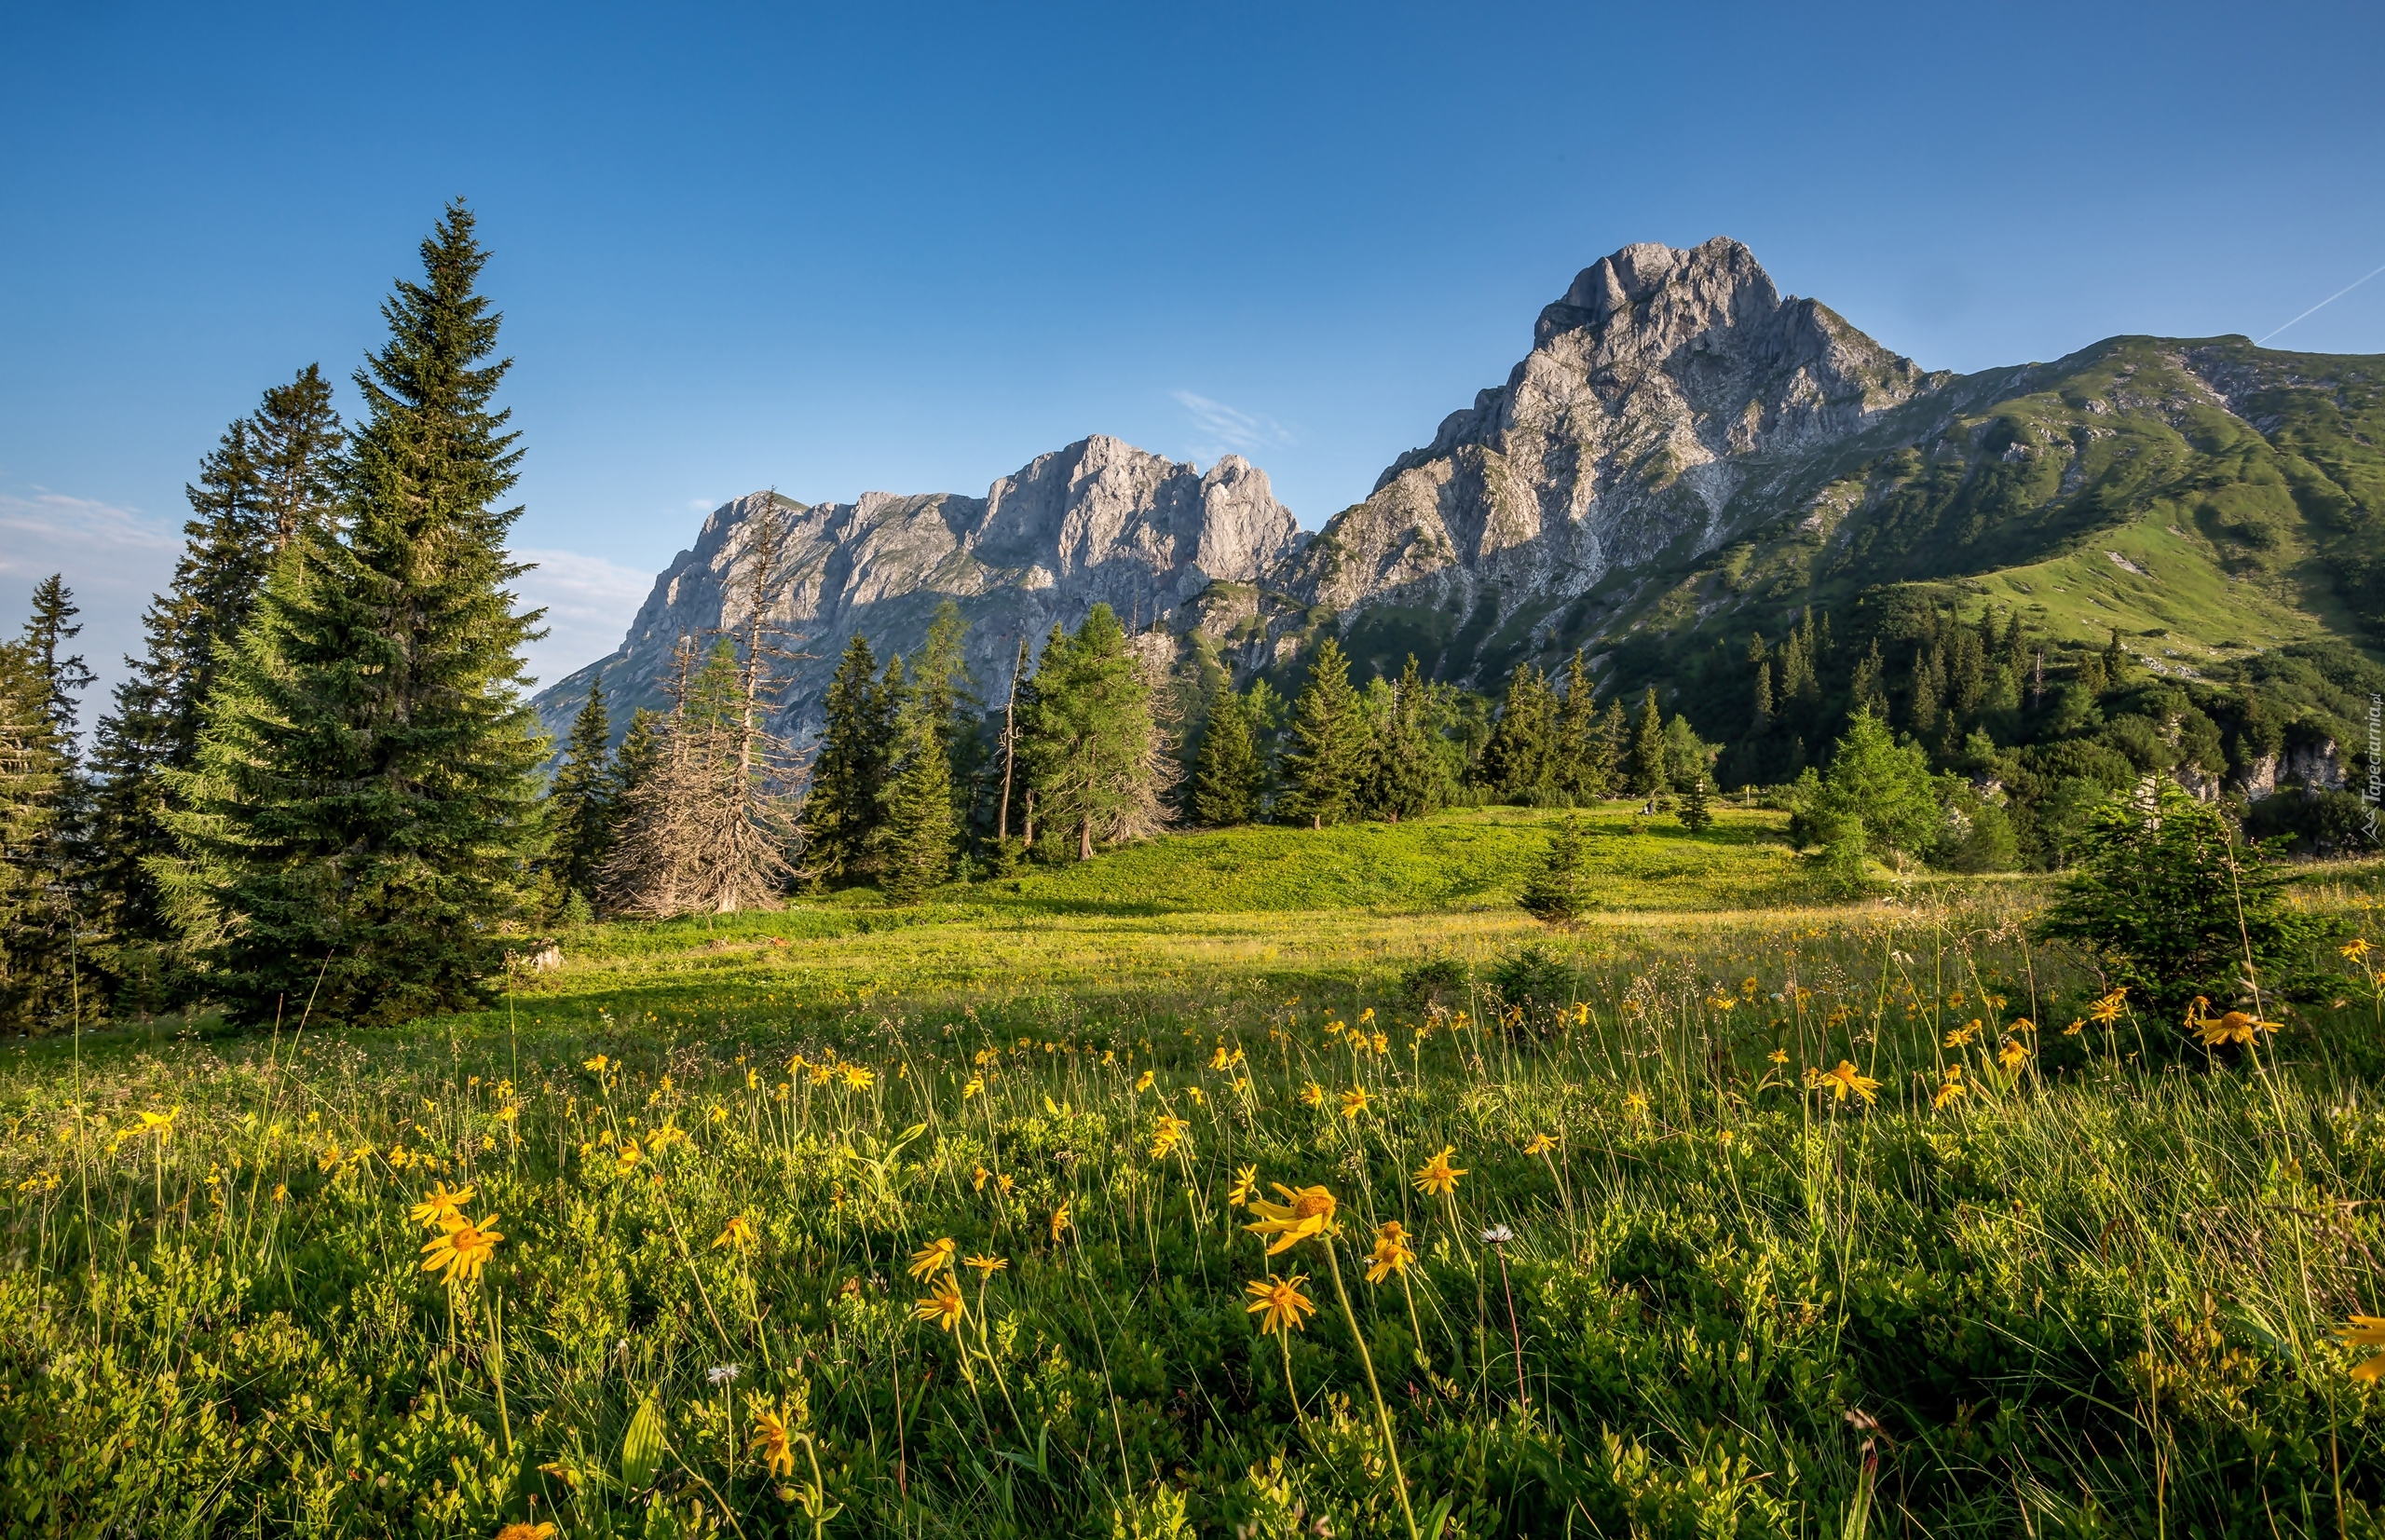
[4, 809, 2385, 1538]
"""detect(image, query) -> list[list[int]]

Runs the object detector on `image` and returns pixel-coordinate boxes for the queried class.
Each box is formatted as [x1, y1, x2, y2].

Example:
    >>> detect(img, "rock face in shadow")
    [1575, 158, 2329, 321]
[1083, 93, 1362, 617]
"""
[536, 435, 1302, 743]
[1281, 237, 1943, 633]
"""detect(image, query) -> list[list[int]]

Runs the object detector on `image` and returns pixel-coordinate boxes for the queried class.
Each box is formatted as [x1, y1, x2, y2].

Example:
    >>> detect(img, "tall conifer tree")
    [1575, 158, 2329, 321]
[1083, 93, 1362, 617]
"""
[1627, 688, 1668, 800]
[1019, 605, 1167, 859]
[164, 203, 546, 1027]
[90, 370, 345, 951]
[546, 674, 619, 911]
[807, 634, 893, 883]
[1279, 635, 1365, 828]
[1192, 685, 1262, 826]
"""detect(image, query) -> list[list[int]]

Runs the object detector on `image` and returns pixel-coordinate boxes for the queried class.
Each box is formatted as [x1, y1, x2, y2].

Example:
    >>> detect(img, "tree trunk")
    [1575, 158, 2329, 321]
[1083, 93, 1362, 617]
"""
[1078, 813, 1093, 862]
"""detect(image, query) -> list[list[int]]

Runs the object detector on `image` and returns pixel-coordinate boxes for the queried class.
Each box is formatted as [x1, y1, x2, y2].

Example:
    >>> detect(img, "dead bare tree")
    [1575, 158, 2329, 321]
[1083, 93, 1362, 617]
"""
[601, 494, 811, 917]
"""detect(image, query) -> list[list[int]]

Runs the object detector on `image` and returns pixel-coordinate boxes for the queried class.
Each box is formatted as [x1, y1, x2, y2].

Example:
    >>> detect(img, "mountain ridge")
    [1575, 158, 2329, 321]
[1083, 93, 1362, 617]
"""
[534, 238, 2385, 752]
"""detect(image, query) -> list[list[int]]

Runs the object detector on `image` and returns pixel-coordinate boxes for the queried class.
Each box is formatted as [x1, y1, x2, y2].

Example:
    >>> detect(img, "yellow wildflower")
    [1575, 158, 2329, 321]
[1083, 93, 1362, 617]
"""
[714, 1215, 758, 1253]
[2088, 988, 2128, 1026]
[2187, 996, 2281, 1049]
[583, 1055, 609, 1072]
[1244, 1183, 1336, 1255]
[1943, 1018, 1983, 1048]
[1997, 1038, 2032, 1071]
[1134, 1070, 1155, 1093]
[420, 1212, 503, 1285]
[1767, 1048, 1789, 1065]
[495, 1524, 558, 1540]
[2062, 1018, 2086, 1037]
[840, 1065, 875, 1091]
[1932, 1067, 1968, 1109]
[2343, 1315, 2385, 1381]
[1364, 1220, 1417, 1283]
[129, 1107, 179, 1140]
[1340, 1086, 1370, 1120]
[749, 1406, 795, 1478]
[1150, 1112, 1192, 1159]
[1813, 1061, 1880, 1106]
[2344, 938, 2371, 961]
[972, 1165, 990, 1192]
[408, 1182, 477, 1230]
[1300, 1081, 1326, 1109]
[907, 1236, 957, 1280]
[1623, 1092, 1648, 1118]
[1522, 1132, 1557, 1157]
[913, 1274, 966, 1331]
[964, 1254, 1007, 1276]
[1050, 1203, 1071, 1244]
[1412, 1145, 1466, 1197]
[613, 1139, 642, 1176]
[963, 1076, 984, 1098]
[1229, 1165, 1259, 1206]
[1244, 1273, 1316, 1336]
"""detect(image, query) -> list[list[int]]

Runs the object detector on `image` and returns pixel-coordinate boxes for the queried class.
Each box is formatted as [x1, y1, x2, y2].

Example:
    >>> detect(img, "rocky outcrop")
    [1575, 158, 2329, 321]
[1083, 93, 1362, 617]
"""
[534, 435, 1302, 745]
[1277, 238, 1944, 640]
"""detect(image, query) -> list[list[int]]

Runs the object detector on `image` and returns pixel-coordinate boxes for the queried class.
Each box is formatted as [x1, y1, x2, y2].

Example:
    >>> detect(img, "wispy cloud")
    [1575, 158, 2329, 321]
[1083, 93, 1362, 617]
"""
[1172, 390, 1296, 460]
[0, 490, 184, 711]
[511, 547, 657, 689]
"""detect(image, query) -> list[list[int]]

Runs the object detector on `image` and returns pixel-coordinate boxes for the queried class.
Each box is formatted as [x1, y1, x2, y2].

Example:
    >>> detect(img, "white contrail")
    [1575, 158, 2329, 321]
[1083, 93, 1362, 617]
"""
[2256, 259, 2385, 346]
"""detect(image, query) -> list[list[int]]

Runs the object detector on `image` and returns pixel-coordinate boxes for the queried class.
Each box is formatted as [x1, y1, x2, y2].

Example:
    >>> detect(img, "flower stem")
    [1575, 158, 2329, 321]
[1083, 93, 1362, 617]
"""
[1321, 1236, 1420, 1540]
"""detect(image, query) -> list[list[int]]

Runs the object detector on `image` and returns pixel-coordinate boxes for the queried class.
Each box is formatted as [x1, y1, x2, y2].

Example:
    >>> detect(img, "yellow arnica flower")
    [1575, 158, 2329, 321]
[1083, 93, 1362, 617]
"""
[2088, 988, 2128, 1025]
[1624, 1092, 1648, 1117]
[131, 1107, 180, 1139]
[1997, 1038, 2032, 1071]
[962, 1076, 984, 1098]
[1340, 1087, 1370, 1120]
[913, 1274, 966, 1331]
[1364, 1220, 1417, 1283]
[907, 1236, 957, 1280]
[1815, 1061, 1880, 1106]
[1244, 1273, 1316, 1336]
[840, 1065, 876, 1091]
[964, 1254, 1007, 1276]
[1244, 1183, 1336, 1255]
[1050, 1203, 1071, 1243]
[1228, 1165, 1259, 1206]
[1412, 1146, 1466, 1197]
[2343, 937, 2371, 961]
[1523, 1132, 1558, 1157]
[749, 1407, 795, 1478]
[1150, 1112, 1192, 1159]
[2186, 996, 2281, 1049]
[1766, 1048, 1789, 1065]
[614, 1139, 642, 1176]
[421, 1212, 503, 1285]
[972, 1165, 990, 1192]
[2344, 1315, 2385, 1381]
[495, 1524, 557, 1540]
[1300, 1081, 1326, 1109]
[1943, 1019, 1983, 1048]
[714, 1215, 758, 1253]
[1932, 1067, 1968, 1109]
[1135, 1070, 1155, 1093]
[408, 1182, 477, 1230]
[2062, 1019, 2086, 1037]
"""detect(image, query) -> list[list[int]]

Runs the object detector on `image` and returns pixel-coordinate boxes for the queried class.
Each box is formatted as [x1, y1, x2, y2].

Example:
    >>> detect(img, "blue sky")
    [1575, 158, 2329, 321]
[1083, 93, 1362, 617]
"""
[6, 0, 2382, 701]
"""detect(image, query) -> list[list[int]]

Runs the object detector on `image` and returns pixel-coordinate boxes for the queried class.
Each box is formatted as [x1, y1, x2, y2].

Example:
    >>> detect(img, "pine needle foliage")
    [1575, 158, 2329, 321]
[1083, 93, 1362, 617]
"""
[2037, 774, 2346, 1015]
[163, 203, 547, 1027]
[1192, 686, 1262, 827]
[1020, 605, 1170, 860]
[1516, 814, 1590, 927]
[545, 674, 619, 914]
[1279, 635, 1366, 828]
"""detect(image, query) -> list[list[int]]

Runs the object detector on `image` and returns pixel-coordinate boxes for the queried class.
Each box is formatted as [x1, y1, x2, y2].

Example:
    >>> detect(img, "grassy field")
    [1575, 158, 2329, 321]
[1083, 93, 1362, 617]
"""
[5, 811, 2385, 1538]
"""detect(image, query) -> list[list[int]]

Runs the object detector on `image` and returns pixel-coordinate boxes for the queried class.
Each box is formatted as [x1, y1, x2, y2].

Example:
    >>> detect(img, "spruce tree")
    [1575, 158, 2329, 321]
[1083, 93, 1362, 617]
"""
[20, 577, 94, 743]
[1556, 649, 1599, 799]
[546, 674, 619, 912]
[163, 203, 547, 1028]
[1192, 685, 1262, 826]
[1627, 688, 1668, 800]
[1019, 605, 1167, 860]
[1365, 655, 1440, 821]
[1678, 771, 1713, 833]
[89, 369, 345, 951]
[1279, 635, 1365, 828]
[807, 634, 894, 883]
[1481, 661, 1556, 802]
[0, 639, 76, 1029]
[879, 691, 957, 903]
[1517, 816, 1589, 927]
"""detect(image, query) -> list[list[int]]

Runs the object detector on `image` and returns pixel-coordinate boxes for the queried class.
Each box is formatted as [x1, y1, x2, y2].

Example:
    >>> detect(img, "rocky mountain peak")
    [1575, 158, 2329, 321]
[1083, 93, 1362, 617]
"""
[534, 436, 1302, 748]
